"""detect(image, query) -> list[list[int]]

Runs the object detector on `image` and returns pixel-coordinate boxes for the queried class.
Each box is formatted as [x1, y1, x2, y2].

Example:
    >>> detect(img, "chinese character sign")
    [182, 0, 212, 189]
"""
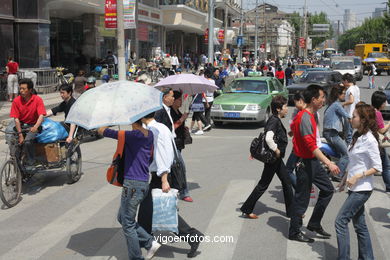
[124, 0, 136, 29]
[105, 0, 117, 29]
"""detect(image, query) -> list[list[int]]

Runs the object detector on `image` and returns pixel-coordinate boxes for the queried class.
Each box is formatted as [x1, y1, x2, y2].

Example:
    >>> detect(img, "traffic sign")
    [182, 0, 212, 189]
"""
[237, 36, 243, 47]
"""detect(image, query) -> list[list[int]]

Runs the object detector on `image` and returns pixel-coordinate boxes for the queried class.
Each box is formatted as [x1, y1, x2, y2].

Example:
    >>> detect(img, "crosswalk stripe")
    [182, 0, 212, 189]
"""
[1, 184, 120, 260]
[286, 206, 326, 260]
[196, 179, 255, 260]
[365, 182, 390, 258]
[0, 174, 67, 223]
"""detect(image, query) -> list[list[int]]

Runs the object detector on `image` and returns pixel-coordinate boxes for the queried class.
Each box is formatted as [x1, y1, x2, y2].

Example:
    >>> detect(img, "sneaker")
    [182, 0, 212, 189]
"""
[194, 130, 204, 135]
[191, 129, 198, 133]
[146, 240, 161, 260]
[203, 124, 211, 131]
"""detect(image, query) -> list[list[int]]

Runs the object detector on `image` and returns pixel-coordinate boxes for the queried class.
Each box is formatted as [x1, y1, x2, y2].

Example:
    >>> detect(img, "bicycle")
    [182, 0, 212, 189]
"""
[0, 127, 82, 208]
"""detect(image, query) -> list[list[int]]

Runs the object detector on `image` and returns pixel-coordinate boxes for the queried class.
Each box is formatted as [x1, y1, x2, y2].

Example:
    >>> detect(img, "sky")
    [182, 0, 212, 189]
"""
[243, 0, 388, 23]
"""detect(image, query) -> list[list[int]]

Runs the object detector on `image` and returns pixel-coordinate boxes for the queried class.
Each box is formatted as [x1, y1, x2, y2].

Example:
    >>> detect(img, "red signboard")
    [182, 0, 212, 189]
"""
[105, 0, 117, 29]
[299, 37, 306, 48]
[218, 29, 224, 42]
[138, 22, 149, 42]
[204, 28, 209, 43]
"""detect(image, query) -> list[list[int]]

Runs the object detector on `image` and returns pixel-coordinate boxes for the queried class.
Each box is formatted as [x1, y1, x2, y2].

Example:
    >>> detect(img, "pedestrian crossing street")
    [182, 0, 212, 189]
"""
[1, 170, 389, 260]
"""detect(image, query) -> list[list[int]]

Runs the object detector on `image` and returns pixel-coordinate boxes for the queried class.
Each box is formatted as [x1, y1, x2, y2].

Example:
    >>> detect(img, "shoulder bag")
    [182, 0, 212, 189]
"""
[250, 132, 277, 164]
[168, 139, 187, 190]
[106, 130, 126, 187]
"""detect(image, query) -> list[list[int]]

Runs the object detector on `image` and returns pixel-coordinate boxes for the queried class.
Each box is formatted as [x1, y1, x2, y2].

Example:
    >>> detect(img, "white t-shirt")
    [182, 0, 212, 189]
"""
[347, 131, 382, 191]
[202, 78, 215, 103]
[345, 85, 360, 117]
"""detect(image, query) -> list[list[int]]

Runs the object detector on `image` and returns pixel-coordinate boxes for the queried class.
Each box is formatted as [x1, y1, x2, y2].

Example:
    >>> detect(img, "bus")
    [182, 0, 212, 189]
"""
[323, 48, 337, 58]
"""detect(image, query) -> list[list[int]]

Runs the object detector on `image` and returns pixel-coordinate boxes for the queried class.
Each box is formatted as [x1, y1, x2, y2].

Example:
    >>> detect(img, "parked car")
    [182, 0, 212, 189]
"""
[210, 77, 288, 126]
[293, 63, 315, 78]
[379, 82, 390, 120]
[287, 71, 343, 104]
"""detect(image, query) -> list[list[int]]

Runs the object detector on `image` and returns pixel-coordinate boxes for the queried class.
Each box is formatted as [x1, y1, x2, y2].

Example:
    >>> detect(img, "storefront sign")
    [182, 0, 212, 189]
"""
[124, 0, 136, 29]
[204, 28, 209, 43]
[105, 0, 117, 29]
[151, 13, 160, 19]
[138, 9, 149, 16]
[138, 22, 149, 42]
[299, 37, 306, 48]
[218, 29, 224, 42]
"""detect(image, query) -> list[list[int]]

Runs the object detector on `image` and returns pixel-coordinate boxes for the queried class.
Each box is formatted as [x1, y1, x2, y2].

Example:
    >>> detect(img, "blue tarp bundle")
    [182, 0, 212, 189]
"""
[36, 118, 68, 143]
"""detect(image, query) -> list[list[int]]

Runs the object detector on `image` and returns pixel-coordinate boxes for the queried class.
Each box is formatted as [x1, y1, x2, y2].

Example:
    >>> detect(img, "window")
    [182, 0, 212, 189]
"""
[16, 0, 38, 19]
[268, 80, 275, 92]
[0, 0, 13, 16]
[0, 21, 14, 68]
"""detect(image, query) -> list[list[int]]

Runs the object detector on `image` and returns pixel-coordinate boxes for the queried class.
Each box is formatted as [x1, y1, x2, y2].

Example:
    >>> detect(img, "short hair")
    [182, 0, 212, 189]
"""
[18, 78, 34, 90]
[293, 92, 304, 102]
[342, 73, 354, 83]
[173, 90, 182, 100]
[271, 95, 288, 115]
[204, 68, 213, 78]
[303, 84, 324, 104]
[161, 87, 172, 97]
[59, 84, 73, 94]
[371, 91, 387, 109]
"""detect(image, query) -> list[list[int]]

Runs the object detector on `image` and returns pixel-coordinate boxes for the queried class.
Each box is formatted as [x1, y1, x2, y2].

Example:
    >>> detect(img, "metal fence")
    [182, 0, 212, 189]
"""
[18, 68, 59, 94]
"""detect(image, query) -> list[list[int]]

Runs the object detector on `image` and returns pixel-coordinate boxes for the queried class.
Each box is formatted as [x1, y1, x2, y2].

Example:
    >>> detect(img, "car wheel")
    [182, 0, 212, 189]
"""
[387, 70, 390, 76]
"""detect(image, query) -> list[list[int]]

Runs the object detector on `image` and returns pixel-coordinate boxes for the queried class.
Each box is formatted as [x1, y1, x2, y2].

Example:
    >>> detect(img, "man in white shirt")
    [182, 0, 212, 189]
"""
[342, 73, 360, 144]
[202, 68, 216, 131]
[138, 112, 204, 258]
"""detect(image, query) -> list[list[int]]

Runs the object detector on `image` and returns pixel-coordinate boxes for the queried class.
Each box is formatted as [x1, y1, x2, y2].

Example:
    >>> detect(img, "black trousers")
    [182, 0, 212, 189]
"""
[137, 173, 202, 242]
[203, 102, 213, 126]
[240, 158, 294, 216]
[289, 158, 334, 237]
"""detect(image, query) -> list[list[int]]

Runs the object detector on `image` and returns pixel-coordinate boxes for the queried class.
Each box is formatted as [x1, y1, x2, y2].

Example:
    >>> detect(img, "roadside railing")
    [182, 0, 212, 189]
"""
[18, 68, 59, 94]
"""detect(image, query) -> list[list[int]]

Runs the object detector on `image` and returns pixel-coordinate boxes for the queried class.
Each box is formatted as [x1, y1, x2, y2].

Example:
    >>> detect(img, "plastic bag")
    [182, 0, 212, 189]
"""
[152, 188, 179, 233]
[36, 118, 68, 143]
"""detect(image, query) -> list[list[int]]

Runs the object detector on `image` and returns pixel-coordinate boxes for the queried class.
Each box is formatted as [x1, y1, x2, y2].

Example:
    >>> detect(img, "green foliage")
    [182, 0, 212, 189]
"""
[337, 16, 390, 52]
[288, 11, 333, 48]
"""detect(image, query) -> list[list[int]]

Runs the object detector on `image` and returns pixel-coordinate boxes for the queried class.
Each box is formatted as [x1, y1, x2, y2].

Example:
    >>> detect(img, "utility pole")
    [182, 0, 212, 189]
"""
[263, 0, 267, 60]
[117, 0, 126, 80]
[223, 4, 228, 49]
[254, 0, 259, 64]
[238, 0, 244, 63]
[208, 0, 214, 64]
[303, 0, 308, 60]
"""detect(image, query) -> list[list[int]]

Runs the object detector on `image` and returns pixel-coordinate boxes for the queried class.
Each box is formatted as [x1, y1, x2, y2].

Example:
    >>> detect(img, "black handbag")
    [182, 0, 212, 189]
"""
[183, 126, 192, 145]
[168, 140, 187, 190]
[250, 132, 277, 164]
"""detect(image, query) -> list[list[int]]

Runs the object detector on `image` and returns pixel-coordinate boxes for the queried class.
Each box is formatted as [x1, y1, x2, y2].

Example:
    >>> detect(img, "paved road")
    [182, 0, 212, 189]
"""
[0, 76, 389, 260]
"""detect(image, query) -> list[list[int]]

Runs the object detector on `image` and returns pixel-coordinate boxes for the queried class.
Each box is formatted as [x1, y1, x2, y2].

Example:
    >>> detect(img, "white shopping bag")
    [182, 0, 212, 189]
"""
[152, 189, 179, 233]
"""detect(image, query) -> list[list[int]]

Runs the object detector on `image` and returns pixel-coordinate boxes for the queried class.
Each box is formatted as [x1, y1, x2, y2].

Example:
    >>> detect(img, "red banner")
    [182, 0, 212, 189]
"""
[218, 29, 224, 42]
[299, 37, 306, 48]
[204, 28, 209, 43]
[105, 0, 117, 29]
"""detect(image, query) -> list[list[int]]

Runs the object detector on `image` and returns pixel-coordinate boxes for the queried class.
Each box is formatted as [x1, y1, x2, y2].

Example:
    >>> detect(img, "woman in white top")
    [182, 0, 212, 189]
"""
[335, 103, 382, 260]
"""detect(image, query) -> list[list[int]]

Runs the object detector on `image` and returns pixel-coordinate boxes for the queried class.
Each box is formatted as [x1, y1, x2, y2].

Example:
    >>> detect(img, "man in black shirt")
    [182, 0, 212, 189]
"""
[46, 84, 77, 143]
[285, 63, 294, 86]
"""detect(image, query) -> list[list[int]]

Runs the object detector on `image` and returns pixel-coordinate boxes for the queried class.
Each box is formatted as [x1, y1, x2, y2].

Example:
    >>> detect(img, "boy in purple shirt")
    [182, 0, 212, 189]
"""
[98, 119, 161, 260]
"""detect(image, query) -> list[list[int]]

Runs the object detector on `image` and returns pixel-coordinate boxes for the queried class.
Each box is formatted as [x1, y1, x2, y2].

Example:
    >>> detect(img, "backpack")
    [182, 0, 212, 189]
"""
[106, 131, 126, 187]
[250, 132, 277, 164]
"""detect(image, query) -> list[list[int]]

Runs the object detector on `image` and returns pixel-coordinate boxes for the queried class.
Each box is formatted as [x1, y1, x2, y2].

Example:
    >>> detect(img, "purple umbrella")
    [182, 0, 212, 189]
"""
[154, 74, 218, 95]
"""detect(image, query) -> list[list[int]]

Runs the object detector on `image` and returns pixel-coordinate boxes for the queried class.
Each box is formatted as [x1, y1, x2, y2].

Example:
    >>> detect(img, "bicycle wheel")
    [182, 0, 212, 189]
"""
[66, 145, 82, 184]
[0, 159, 22, 208]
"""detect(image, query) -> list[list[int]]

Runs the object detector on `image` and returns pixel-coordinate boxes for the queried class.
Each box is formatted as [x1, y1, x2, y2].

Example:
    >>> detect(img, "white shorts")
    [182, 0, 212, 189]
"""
[7, 74, 19, 94]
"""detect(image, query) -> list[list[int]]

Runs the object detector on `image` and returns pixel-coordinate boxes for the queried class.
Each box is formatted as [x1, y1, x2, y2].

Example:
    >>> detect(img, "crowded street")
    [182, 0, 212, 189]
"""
[0, 75, 389, 260]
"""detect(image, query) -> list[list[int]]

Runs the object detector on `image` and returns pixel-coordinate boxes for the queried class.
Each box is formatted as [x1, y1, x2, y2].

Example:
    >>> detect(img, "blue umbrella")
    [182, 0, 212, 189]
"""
[65, 81, 163, 130]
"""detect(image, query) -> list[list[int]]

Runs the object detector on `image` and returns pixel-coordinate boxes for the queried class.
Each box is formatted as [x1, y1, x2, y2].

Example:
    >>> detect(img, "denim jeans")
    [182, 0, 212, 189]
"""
[323, 129, 349, 177]
[380, 149, 390, 192]
[289, 158, 334, 237]
[177, 150, 190, 198]
[345, 120, 353, 146]
[368, 75, 375, 89]
[286, 152, 298, 190]
[118, 179, 153, 260]
[335, 191, 373, 260]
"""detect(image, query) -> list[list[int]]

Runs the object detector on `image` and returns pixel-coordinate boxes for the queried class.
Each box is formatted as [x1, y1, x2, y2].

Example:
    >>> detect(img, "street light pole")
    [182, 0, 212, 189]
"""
[117, 0, 126, 80]
[208, 0, 214, 65]
[239, 0, 243, 63]
[254, 0, 259, 64]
